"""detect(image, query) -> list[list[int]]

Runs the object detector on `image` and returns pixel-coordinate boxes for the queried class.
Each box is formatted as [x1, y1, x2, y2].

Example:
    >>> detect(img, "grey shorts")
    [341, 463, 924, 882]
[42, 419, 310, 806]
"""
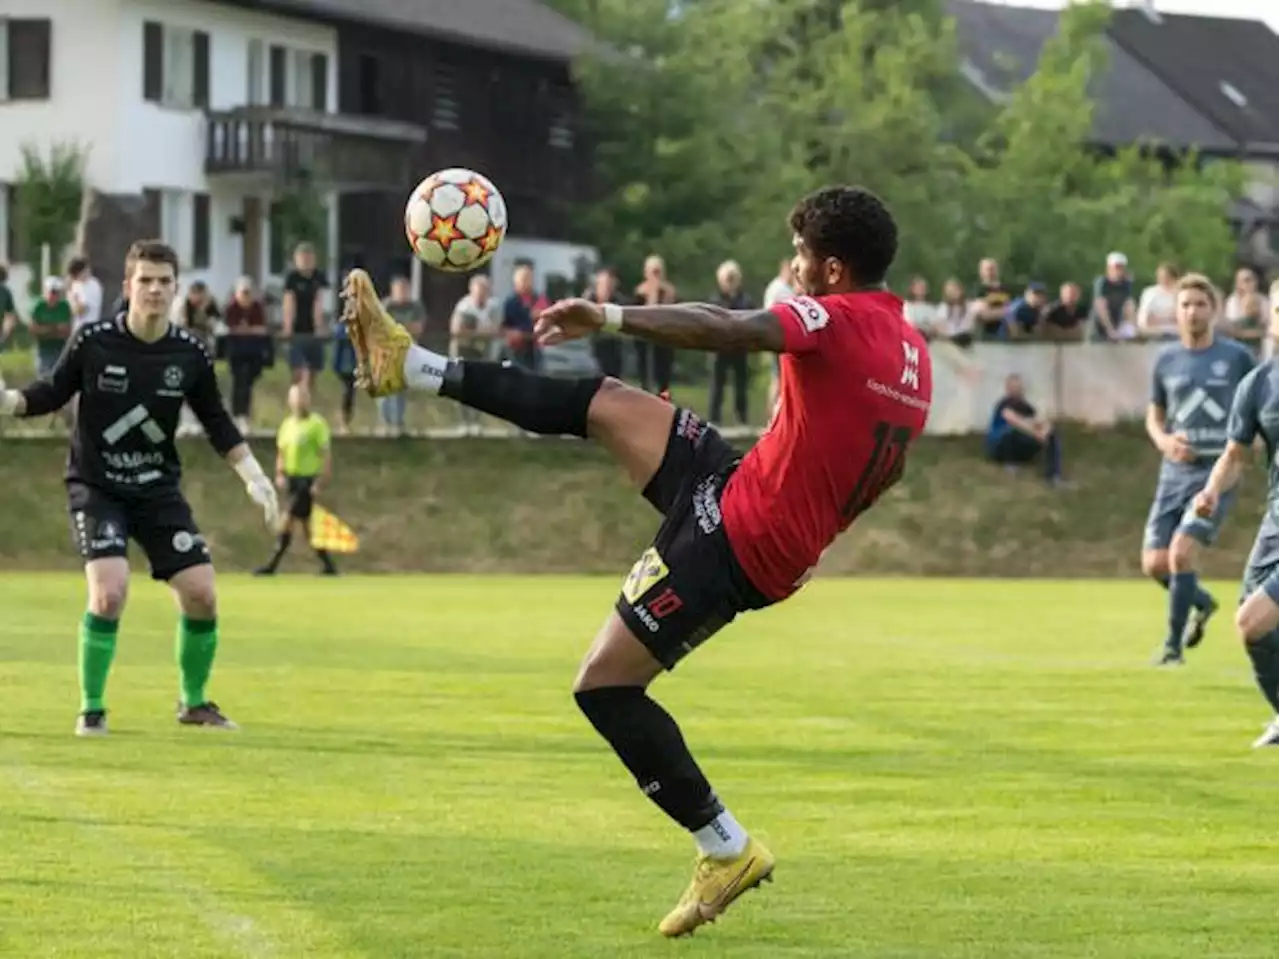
[1143, 466, 1236, 550]
[1241, 520, 1279, 605]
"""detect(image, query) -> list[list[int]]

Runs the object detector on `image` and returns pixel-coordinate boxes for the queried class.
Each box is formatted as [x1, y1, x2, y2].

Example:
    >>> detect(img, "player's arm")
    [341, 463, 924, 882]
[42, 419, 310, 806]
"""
[1198, 372, 1262, 513]
[0, 329, 86, 417]
[186, 358, 280, 525]
[614, 303, 786, 352]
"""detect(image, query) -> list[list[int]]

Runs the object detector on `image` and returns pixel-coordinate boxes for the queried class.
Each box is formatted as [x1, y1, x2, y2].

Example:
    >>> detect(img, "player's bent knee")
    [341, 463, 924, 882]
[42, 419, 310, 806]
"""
[170, 566, 218, 619]
[1237, 595, 1279, 644]
[1141, 551, 1169, 580]
[87, 584, 127, 619]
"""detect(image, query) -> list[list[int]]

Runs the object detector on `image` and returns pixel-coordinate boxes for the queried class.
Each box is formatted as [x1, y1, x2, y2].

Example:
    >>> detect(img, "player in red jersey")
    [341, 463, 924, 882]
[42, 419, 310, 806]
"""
[339, 186, 932, 937]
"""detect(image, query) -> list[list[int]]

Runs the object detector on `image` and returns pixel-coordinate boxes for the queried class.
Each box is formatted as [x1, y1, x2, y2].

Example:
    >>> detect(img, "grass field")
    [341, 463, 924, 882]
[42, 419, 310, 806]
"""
[1, 575, 1275, 959]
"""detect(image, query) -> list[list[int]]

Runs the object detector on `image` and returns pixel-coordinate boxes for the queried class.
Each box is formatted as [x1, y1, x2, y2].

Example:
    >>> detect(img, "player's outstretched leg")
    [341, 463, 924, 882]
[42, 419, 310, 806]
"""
[574, 615, 774, 938]
[76, 558, 129, 737]
[168, 565, 238, 730]
[1238, 569, 1279, 747]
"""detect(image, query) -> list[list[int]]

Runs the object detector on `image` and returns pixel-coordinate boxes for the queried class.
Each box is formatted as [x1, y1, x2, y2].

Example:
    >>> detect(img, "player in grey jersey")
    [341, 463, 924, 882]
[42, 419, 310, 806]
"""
[1141, 274, 1256, 666]
[1193, 320, 1279, 746]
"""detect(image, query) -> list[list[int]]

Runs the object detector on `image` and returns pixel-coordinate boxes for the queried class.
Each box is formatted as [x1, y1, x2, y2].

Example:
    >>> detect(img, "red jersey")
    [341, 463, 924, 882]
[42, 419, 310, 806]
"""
[719, 291, 933, 601]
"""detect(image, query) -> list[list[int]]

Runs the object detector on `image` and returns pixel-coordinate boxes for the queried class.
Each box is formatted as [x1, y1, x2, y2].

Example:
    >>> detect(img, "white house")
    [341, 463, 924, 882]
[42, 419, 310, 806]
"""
[0, 0, 425, 303]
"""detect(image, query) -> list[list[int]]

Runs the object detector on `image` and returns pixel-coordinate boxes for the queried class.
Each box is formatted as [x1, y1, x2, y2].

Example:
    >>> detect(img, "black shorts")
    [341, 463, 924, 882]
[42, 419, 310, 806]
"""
[285, 475, 316, 520]
[616, 409, 772, 670]
[67, 483, 210, 581]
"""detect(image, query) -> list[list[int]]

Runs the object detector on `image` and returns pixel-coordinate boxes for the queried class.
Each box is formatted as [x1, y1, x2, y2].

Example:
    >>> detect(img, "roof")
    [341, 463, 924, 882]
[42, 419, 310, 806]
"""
[227, 0, 594, 62]
[947, 1, 1239, 154]
[1106, 8, 1278, 153]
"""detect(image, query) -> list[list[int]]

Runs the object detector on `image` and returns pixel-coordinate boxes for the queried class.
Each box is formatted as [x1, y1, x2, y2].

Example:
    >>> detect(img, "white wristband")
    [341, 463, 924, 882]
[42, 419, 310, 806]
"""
[233, 454, 267, 485]
[0, 389, 20, 417]
[602, 302, 624, 333]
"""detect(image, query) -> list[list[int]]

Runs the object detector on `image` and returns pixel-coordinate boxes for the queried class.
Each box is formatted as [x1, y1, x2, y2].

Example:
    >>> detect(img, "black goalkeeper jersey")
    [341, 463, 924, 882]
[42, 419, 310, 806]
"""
[21, 316, 243, 499]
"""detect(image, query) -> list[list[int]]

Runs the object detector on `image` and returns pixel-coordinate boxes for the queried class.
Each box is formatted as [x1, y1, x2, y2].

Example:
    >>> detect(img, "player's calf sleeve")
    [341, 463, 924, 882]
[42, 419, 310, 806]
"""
[440, 361, 603, 438]
[79, 613, 118, 713]
[574, 686, 724, 832]
[177, 616, 218, 708]
[1245, 629, 1279, 711]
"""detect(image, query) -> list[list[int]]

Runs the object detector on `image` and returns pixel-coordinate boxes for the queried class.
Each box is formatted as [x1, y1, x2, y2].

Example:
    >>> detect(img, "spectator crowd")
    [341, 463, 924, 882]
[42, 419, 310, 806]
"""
[0, 242, 1275, 439]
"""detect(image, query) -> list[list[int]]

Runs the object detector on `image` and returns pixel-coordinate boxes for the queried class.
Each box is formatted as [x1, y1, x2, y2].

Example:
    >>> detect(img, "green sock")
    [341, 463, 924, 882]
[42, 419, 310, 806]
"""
[79, 612, 119, 713]
[177, 616, 219, 708]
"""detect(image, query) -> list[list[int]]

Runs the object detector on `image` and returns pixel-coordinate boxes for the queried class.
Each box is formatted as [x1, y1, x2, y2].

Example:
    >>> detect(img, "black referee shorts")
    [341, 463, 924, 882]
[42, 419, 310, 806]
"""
[615, 409, 772, 670]
[285, 475, 317, 520]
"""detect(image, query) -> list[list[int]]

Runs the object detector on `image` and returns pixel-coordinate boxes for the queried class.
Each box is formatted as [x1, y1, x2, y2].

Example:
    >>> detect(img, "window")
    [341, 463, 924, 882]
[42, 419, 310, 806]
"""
[269, 45, 286, 107]
[159, 190, 188, 263]
[309, 52, 327, 112]
[142, 22, 209, 109]
[268, 200, 286, 275]
[246, 39, 264, 105]
[192, 193, 210, 269]
[357, 53, 381, 115]
[432, 63, 458, 131]
[1, 19, 53, 101]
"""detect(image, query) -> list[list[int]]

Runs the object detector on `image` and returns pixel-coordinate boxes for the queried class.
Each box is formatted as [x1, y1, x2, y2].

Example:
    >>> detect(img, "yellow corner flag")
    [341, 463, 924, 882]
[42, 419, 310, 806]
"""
[309, 505, 360, 554]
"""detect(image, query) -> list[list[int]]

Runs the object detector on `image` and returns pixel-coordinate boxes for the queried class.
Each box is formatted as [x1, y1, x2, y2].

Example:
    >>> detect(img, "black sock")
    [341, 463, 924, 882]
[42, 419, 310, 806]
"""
[314, 547, 336, 572]
[575, 686, 723, 831]
[265, 531, 292, 570]
[1154, 573, 1213, 612]
[1246, 629, 1279, 711]
[440, 361, 603, 438]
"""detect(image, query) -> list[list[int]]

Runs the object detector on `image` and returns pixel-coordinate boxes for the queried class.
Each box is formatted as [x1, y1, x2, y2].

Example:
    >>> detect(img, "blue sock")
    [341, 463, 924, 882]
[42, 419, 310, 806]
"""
[1167, 572, 1199, 651]
[1156, 574, 1214, 612]
[1245, 629, 1279, 711]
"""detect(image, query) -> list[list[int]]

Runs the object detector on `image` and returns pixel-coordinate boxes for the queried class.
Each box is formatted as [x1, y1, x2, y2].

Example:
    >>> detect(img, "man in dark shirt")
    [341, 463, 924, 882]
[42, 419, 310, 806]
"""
[1041, 282, 1089, 341]
[501, 263, 544, 370]
[708, 260, 753, 424]
[0, 240, 279, 737]
[587, 267, 625, 379]
[985, 373, 1065, 485]
[283, 242, 329, 386]
[972, 257, 1011, 340]
[1001, 281, 1047, 340]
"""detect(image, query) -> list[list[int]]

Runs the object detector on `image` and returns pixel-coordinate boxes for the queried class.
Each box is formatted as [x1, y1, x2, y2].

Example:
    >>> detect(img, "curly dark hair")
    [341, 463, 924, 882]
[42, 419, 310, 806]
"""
[787, 186, 897, 286]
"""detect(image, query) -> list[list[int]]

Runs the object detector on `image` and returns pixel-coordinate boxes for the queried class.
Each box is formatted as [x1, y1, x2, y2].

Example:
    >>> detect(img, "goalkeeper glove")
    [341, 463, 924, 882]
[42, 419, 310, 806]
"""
[234, 455, 280, 528]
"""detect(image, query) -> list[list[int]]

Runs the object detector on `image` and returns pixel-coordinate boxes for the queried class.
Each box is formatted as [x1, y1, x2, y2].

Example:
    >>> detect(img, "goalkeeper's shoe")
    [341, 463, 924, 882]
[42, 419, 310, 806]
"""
[658, 836, 775, 938]
[341, 268, 412, 397]
[75, 710, 108, 737]
[177, 701, 239, 730]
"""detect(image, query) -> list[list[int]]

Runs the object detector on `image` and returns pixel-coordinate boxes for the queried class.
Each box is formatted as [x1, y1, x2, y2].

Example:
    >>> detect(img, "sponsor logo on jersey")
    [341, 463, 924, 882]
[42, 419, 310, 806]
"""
[784, 296, 830, 333]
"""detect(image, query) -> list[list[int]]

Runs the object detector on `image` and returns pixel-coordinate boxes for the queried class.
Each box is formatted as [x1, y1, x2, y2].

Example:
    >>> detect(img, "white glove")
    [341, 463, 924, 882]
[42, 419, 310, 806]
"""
[233, 455, 280, 528]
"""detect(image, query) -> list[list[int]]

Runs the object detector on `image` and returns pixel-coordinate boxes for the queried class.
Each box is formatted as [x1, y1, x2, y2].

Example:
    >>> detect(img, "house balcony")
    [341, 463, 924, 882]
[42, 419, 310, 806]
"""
[205, 107, 428, 190]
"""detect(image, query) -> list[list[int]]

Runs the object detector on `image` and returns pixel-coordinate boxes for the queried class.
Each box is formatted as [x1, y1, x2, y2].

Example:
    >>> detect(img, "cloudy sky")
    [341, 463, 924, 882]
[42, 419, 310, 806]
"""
[992, 0, 1280, 32]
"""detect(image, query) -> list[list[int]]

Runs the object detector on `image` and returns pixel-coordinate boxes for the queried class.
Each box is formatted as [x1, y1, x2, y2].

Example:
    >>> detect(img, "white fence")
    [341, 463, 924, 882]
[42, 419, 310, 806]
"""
[925, 341, 1168, 435]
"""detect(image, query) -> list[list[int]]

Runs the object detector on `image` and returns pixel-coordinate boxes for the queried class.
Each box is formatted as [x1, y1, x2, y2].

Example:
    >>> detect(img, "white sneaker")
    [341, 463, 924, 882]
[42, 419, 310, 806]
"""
[1250, 719, 1278, 748]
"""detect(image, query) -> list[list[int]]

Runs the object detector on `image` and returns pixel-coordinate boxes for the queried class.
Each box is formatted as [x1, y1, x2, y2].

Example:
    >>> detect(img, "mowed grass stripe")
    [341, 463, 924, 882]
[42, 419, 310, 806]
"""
[0, 575, 1274, 958]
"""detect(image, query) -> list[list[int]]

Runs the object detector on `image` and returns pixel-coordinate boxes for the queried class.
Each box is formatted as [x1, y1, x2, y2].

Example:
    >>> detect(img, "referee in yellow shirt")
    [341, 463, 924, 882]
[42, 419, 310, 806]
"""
[254, 384, 338, 576]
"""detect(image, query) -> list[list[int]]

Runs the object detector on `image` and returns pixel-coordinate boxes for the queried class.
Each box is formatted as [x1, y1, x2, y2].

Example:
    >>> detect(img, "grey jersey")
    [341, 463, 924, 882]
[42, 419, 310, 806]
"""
[1228, 357, 1279, 526]
[1151, 337, 1256, 465]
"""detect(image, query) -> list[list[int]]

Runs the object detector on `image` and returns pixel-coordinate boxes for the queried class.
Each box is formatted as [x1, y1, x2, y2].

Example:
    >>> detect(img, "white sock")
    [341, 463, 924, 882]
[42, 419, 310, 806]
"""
[403, 344, 448, 394]
[692, 809, 748, 859]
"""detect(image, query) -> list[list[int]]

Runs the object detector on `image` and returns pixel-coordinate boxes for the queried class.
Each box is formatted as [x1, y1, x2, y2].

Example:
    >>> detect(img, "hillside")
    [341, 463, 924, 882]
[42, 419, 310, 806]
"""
[0, 426, 1266, 578]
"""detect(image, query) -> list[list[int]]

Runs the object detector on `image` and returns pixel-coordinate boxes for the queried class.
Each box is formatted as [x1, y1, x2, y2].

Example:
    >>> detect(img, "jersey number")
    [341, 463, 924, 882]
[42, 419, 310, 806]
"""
[841, 421, 911, 523]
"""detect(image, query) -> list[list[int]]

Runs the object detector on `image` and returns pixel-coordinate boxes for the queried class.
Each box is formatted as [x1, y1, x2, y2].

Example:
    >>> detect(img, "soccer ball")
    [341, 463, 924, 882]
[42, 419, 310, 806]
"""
[404, 168, 508, 273]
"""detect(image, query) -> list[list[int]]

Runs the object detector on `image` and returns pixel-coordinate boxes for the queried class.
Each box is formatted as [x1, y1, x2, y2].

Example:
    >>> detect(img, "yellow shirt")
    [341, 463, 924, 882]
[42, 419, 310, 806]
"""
[277, 413, 330, 477]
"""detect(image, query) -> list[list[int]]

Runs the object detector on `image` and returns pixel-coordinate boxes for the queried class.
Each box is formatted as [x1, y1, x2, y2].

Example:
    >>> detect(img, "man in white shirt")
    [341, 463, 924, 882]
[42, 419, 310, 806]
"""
[1136, 262, 1180, 340]
[66, 257, 103, 331]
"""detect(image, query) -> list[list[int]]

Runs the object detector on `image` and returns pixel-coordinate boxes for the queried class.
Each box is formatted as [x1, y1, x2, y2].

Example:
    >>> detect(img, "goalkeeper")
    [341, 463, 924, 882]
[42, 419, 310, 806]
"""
[0, 240, 279, 736]
[254, 383, 338, 576]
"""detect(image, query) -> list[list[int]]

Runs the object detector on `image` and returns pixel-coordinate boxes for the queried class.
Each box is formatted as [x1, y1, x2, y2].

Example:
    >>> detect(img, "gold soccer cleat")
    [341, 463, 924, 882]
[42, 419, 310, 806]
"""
[341, 269, 412, 397]
[658, 836, 775, 938]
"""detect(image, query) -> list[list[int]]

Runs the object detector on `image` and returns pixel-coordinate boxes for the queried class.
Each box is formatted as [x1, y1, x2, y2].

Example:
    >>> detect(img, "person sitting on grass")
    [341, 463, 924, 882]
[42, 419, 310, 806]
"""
[985, 373, 1066, 487]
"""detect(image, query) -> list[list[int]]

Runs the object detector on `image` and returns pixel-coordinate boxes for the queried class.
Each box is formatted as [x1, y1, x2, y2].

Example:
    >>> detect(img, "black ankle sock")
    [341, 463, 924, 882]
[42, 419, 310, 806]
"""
[314, 547, 337, 573]
[440, 361, 603, 438]
[575, 686, 723, 831]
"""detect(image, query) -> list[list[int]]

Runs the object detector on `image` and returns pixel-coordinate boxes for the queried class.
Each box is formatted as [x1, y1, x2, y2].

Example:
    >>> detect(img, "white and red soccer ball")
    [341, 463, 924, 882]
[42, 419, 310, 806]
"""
[404, 168, 508, 273]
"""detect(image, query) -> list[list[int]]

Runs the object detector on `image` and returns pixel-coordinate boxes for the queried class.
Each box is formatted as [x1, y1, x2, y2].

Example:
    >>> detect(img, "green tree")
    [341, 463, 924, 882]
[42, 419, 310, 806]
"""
[11, 142, 87, 294]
